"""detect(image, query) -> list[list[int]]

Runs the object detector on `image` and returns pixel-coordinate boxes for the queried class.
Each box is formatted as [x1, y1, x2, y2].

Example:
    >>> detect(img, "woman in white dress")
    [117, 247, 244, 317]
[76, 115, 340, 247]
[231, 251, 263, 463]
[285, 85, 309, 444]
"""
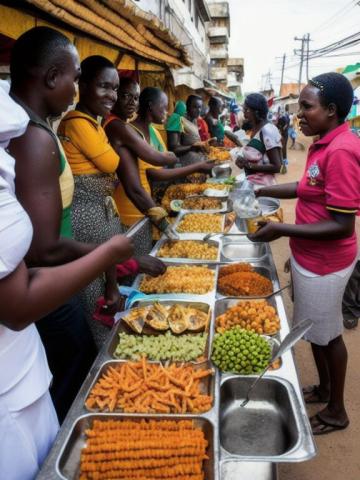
[0, 83, 133, 480]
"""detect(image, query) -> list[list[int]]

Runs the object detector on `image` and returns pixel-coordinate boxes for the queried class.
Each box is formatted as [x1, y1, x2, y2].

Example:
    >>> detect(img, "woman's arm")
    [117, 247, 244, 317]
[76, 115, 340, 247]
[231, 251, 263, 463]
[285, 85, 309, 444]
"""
[167, 131, 192, 156]
[224, 130, 243, 147]
[106, 120, 177, 167]
[0, 235, 133, 331]
[249, 211, 355, 242]
[146, 161, 213, 182]
[256, 182, 299, 199]
[116, 146, 156, 214]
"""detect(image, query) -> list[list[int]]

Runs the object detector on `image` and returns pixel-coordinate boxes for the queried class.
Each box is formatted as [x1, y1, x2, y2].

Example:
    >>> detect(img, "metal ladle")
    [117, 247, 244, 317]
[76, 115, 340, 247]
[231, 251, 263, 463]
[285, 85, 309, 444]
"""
[240, 318, 313, 407]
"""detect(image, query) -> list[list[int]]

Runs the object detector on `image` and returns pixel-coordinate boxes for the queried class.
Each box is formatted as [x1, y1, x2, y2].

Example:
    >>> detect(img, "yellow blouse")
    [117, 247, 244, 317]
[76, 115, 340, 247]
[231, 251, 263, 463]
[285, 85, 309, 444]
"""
[58, 110, 119, 175]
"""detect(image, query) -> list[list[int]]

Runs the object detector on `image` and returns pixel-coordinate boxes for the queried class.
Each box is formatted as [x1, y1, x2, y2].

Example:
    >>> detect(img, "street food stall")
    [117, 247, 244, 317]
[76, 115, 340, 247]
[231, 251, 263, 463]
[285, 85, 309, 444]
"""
[37, 166, 316, 480]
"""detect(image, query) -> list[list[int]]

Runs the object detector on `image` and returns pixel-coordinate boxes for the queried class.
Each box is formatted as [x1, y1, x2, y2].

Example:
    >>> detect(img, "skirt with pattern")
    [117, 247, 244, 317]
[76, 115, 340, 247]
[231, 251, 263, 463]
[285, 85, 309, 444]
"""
[71, 173, 122, 348]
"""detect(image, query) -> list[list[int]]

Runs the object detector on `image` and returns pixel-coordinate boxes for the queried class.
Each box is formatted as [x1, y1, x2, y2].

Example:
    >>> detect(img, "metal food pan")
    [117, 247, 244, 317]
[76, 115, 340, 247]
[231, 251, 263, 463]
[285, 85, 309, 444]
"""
[173, 211, 226, 239]
[221, 461, 278, 480]
[180, 196, 228, 214]
[219, 375, 316, 462]
[216, 264, 276, 299]
[133, 261, 218, 299]
[220, 241, 269, 263]
[151, 238, 221, 263]
[214, 297, 280, 336]
[84, 359, 216, 414]
[107, 299, 214, 363]
[56, 414, 217, 480]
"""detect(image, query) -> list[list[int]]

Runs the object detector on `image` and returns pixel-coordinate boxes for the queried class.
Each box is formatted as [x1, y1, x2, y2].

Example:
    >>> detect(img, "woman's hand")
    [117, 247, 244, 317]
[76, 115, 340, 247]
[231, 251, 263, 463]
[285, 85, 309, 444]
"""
[199, 161, 215, 173]
[248, 221, 284, 242]
[235, 156, 247, 169]
[191, 140, 209, 152]
[136, 255, 167, 276]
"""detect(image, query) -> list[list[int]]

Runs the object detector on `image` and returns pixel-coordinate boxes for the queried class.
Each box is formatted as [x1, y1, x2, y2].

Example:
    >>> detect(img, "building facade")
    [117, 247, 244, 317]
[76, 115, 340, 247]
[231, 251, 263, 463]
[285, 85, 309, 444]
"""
[134, 0, 211, 92]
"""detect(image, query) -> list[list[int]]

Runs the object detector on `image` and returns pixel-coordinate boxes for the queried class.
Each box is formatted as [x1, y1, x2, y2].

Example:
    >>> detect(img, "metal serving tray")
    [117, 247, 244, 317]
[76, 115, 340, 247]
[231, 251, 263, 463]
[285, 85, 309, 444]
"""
[151, 238, 221, 263]
[132, 261, 219, 300]
[216, 264, 276, 299]
[219, 375, 314, 462]
[84, 359, 216, 414]
[220, 240, 269, 263]
[214, 297, 280, 336]
[56, 414, 217, 480]
[107, 304, 213, 364]
[180, 196, 228, 214]
[173, 211, 226, 239]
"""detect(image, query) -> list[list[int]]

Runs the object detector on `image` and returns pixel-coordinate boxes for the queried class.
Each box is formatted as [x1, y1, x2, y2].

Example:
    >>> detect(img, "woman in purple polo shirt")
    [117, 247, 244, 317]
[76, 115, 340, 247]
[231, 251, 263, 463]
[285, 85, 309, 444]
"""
[249, 72, 359, 435]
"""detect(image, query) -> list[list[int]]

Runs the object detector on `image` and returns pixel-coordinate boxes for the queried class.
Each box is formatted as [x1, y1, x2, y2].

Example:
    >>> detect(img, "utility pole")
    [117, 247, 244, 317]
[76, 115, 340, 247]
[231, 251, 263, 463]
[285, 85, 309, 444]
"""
[279, 53, 286, 96]
[294, 35, 305, 95]
[305, 33, 311, 81]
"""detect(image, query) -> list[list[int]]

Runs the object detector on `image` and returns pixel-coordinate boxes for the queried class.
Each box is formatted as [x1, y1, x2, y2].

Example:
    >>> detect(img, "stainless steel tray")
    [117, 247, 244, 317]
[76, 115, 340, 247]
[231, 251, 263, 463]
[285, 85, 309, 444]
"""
[214, 296, 280, 336]
[173, 211, 226, 239]
[107, 311, 213, 364]
[133, 261, 219, 300]
[220, 240, 269, 263]
[151, 238, 221, 263]
[84, 359, 216, 414]
[219, 375, 315, 462]
[179, 196, 228, 214]
[216, 264, 276, 299]
[56, 414, 217, 480]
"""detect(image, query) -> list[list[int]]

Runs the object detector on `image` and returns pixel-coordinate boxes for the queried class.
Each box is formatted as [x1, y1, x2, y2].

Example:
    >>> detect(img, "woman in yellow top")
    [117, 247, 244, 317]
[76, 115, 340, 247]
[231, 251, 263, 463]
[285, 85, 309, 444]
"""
[105, 81, 213, 230]
[58, 56, 165, 345]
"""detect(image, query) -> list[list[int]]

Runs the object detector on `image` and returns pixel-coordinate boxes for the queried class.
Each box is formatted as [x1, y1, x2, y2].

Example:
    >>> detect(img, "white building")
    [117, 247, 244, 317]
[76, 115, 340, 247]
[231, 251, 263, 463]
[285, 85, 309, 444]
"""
[133, 0, 211, 93]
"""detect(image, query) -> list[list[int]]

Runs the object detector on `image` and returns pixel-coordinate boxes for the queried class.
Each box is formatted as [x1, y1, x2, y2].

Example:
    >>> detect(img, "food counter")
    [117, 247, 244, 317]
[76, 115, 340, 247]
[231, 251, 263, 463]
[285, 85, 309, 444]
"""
[37, 205, 316, 480]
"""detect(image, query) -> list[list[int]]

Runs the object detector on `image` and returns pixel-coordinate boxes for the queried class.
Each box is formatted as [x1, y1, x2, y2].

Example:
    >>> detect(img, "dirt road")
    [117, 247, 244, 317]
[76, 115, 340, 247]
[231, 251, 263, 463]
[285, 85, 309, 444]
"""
[268, 137, 360, 480]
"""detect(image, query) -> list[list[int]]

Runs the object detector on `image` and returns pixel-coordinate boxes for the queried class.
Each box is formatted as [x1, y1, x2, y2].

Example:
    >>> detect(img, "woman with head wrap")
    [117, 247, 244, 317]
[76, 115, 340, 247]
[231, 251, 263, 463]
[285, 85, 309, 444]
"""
[250, 72, 360, 435]
[236, 92, 282, 186]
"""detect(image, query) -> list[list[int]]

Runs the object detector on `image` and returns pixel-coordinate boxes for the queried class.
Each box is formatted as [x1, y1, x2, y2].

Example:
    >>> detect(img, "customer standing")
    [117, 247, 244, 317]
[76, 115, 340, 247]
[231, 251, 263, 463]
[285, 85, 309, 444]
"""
[0, 81, 134, 480]
[236, 93, 282, 186]
[58, 57, 166, 346]
[250, 73, 360, 434]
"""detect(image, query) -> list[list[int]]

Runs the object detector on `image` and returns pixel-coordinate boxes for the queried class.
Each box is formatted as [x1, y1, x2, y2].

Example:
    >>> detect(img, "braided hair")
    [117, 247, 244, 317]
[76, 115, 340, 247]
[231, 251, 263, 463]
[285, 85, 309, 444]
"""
[309, 72, 353, 122]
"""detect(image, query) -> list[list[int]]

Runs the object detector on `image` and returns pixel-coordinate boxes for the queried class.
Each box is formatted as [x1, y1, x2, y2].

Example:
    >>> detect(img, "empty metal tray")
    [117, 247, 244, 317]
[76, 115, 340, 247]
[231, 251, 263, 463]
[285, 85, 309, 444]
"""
[221, 241, 268, 262]
[219, 376, 316, 462]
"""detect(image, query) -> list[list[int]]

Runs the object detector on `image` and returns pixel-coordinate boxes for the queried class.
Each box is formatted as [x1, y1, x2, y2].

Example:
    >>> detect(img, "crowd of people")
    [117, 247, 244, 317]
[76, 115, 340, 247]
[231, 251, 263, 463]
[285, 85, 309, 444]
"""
[0, 25, 359, 479]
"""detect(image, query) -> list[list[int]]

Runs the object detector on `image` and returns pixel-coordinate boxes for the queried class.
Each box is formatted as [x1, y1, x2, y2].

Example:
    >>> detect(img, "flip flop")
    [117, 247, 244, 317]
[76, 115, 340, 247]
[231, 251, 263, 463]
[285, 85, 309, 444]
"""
[302, 385, 330, 404]
[310, 413, 349, 436]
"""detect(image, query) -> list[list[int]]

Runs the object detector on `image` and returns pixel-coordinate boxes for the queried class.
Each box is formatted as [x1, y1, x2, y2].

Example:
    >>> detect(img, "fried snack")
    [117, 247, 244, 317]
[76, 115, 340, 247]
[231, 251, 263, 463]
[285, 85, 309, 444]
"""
[79, 419, 208, 480]
[139, 266, 214, 295]
[218, 262, 254, 278]
[182, 197, 222, 210]
[177, 213, 223, 233]
[157, 240, 218, 260]
[162, 183, 226, 211]
[216, 299, 280, 335]
[218, 271, 273, 297]
[85, 359, 213, 414]
[208, 146, 231, 163]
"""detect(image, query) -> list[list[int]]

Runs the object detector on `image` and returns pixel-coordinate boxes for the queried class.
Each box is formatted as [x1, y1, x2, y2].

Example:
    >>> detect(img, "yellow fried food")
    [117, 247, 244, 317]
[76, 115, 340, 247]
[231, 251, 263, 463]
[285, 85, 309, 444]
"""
[177, 214, 223, 233]
[139, 266, 214, 294]
[162, 183, 226, 211]
[208, 146, 231, 162]
[182, 197, 222, 210]
[216, 299, 280, 335]
[157, 240, 218, 260]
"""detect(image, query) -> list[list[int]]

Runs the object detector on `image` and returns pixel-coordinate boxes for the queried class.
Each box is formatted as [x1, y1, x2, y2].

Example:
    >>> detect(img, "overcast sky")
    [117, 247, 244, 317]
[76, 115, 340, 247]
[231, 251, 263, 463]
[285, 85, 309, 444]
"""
[228, 0, 360, 94]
